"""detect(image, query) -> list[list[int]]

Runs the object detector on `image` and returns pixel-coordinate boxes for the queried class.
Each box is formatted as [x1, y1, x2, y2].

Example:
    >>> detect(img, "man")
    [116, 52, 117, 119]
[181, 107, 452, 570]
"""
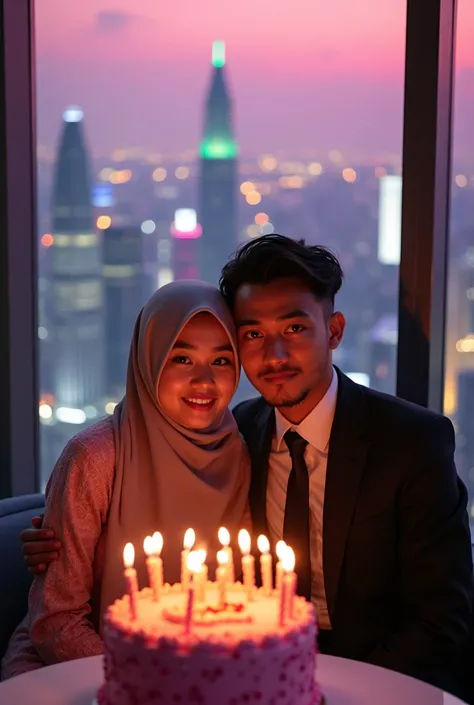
[22, 235, 473, 692]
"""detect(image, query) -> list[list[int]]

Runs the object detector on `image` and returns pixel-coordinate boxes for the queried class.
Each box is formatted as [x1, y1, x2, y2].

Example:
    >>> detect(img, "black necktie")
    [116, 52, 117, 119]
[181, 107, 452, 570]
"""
[282, 430, 312, 600]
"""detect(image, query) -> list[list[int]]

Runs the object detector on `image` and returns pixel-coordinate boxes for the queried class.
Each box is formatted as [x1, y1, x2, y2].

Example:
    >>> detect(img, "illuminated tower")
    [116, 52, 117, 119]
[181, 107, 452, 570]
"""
[199, 41, 238, 285]
[171, 208, 202, 280]
[50, 106, 104, 426]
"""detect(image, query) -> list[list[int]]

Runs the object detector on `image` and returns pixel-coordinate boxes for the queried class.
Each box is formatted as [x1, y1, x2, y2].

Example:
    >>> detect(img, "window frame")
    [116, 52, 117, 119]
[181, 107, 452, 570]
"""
[396, 0, 457, 411]
[0, 0, 38, 497]
[0, 0, 458, 495]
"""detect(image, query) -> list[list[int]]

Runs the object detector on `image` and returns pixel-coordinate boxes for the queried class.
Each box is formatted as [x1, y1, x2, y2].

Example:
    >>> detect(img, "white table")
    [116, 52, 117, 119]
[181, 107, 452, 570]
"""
[0, 654, 467, 704]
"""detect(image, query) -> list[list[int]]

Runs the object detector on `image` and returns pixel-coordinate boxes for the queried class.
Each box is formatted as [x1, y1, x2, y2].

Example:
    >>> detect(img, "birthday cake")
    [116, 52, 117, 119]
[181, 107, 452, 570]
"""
[97, 533, 322, 705]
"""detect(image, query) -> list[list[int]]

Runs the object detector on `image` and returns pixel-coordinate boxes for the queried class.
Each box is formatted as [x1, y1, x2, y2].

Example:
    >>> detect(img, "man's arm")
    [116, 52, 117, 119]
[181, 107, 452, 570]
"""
[21, 517, 61, 574]
[368, 415, 473, 683]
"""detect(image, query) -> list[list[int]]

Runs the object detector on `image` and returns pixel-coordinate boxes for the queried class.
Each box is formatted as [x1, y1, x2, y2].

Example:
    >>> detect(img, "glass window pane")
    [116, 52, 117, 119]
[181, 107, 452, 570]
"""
[445, 0, 474, 530]
[36, 1, 406, 487]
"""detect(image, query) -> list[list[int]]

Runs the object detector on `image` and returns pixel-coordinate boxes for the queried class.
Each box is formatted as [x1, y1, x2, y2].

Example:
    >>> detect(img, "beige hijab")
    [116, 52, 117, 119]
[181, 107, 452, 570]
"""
[100, 280, 249, 624]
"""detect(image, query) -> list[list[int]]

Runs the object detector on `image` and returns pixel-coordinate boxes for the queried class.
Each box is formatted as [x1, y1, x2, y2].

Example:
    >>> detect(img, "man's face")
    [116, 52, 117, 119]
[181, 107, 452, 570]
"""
[234, 278, 345, 421]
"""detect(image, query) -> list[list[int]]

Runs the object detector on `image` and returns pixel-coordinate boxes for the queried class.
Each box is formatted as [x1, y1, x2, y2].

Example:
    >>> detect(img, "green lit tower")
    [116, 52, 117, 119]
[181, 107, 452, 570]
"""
[199, 41, 238, 285]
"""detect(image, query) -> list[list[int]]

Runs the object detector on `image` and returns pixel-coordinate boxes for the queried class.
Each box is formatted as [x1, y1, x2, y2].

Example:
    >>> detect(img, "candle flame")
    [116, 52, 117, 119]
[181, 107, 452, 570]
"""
[123, 542, 135, 569]
[276, 540, 287, 561]
[196, 548, 207, 563]
[257, 534, 270, 554]
[183, 528, 195, 550]
[152, 531, 164, 555]
[282, 546, 295, 573]
[218, 526, 230, 547]
[143, 535, 154, 557]
[217, 549, 229, 565]
[238, 529, 251, 555]
[187, 550, 203, 574]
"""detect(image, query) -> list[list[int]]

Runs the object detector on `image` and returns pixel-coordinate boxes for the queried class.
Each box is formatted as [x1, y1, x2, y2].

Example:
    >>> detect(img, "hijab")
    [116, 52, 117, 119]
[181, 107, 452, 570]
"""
[99, 280, 249, 626]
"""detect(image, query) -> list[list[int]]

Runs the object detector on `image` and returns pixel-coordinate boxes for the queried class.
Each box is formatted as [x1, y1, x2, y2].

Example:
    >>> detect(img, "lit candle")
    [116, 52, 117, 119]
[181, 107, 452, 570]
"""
[181, 528, 195, 591]
[238, 529, 255, 601]
[216, 549, 229, 609]
[152, 531, 164, 592]
[195, 548, 208, 603]
[218, 527, 234, 582]
[279, 546, 296, 626]
[123, 542, 138, 620]
[184, 550, 201, 636]
[144, 532, 163, 602]
[275, 540, 287, 595]
[257, 535, 273, 596]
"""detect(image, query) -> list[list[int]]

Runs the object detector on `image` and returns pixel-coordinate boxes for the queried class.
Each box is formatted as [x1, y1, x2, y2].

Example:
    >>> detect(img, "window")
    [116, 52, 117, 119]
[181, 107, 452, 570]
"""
[445, 0, 474, 529]
[36, 1, 406, 487]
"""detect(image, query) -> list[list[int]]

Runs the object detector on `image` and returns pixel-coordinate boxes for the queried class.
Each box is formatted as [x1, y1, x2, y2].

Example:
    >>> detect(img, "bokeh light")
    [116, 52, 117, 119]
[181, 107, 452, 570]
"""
[41, 233, 54, 247]
[246, 191, 262, 205]
[254, 212, 269, 226]
[153, 167, 167, 182]
[97, 215, 112, 230]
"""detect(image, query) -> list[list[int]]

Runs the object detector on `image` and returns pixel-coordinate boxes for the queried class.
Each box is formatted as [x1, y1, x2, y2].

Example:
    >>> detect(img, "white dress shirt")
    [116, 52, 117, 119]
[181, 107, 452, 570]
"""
[266, 369, 338, 629]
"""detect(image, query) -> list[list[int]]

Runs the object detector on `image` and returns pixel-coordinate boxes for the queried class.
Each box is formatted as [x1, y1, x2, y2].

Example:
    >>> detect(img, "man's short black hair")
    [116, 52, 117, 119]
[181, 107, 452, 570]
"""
[219, 234, 343, 311]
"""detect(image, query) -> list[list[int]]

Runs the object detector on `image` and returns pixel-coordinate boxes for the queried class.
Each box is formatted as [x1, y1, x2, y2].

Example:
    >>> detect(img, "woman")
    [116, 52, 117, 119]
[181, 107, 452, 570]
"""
[1, 280, 250, 679]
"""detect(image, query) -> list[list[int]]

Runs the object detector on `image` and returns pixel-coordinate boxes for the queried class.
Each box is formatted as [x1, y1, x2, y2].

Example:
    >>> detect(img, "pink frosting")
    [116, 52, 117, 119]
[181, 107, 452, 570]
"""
[98, 584, 322, 705]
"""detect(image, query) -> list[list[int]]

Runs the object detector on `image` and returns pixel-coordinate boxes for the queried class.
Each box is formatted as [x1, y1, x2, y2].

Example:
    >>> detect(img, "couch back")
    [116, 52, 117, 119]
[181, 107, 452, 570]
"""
[0, 494, 45, 659]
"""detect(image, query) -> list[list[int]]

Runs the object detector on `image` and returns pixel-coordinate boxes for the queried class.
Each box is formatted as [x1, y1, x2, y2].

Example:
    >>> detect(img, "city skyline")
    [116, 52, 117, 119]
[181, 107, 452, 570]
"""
[36, 1, 474, 161]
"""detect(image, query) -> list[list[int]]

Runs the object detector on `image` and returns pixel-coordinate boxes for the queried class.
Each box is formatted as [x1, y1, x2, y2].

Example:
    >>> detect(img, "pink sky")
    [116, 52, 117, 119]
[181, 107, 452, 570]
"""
[35, 0, 474, 159]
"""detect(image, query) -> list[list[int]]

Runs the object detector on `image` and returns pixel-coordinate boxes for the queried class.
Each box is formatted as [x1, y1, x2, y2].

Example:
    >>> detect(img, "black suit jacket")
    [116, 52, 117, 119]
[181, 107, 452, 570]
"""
[233, 368, 473, 690]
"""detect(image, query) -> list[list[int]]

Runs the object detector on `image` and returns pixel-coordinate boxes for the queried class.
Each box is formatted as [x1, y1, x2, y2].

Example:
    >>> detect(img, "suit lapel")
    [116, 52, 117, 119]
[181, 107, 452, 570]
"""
[248, 402, 274, 537]
[323, 369, 370, 621]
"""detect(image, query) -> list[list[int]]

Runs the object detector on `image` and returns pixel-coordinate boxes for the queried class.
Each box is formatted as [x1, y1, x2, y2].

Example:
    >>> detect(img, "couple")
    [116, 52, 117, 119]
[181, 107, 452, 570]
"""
[3, 234, 473, 694]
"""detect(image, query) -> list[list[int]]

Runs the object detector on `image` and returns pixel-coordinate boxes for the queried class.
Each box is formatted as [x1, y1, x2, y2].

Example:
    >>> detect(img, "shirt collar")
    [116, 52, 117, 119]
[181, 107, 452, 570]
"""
[274, 368, 339, 452]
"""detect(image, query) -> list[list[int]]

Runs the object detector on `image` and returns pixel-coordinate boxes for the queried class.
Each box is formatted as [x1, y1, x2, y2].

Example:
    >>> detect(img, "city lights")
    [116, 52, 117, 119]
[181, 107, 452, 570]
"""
[455, 174, 468, 188]
[246, 224, 260, 238]
[212, 40, 226, 68]
[97, 215, 112, 230]
[99, 167, 114, 181]
[109, 169, 132, 184]
[261, 222, 275, 235]
[308, 162, 323, 176]
[41, 233, 54, 247]
[342, 168, 357, 183]
[141, 220, 156, 235]
[240, 181, 255, 195]
[278, 175, 304, 189]
[254, 212, 269, 226]
[157, 267, 174, 288]
[39, 403, 53, 420]
[56, 407, 87, 425]
[378, 175, 402, 266]
[153, 167, 167, 182]
[63, 105, 84, 123]
[259, 154, 278, 172]
[456, 335, 474, 353]
[200, 137, 238, 160]
[175, 166, 190, 180]
[246, 191, 262, 206]
[171, 209, 202, 239]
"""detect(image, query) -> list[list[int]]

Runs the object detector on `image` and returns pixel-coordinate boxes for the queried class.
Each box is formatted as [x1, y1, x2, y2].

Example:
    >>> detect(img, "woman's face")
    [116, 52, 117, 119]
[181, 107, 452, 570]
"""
[158, 312, 237, 430]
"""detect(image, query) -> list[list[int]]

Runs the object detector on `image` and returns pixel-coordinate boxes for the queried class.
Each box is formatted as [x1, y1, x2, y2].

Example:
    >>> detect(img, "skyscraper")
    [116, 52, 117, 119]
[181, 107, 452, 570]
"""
[103, 226, 145, 402]
[49, 106, 104, 426]
[171, 208, 202, 280]
[199, 41, 238, 285]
